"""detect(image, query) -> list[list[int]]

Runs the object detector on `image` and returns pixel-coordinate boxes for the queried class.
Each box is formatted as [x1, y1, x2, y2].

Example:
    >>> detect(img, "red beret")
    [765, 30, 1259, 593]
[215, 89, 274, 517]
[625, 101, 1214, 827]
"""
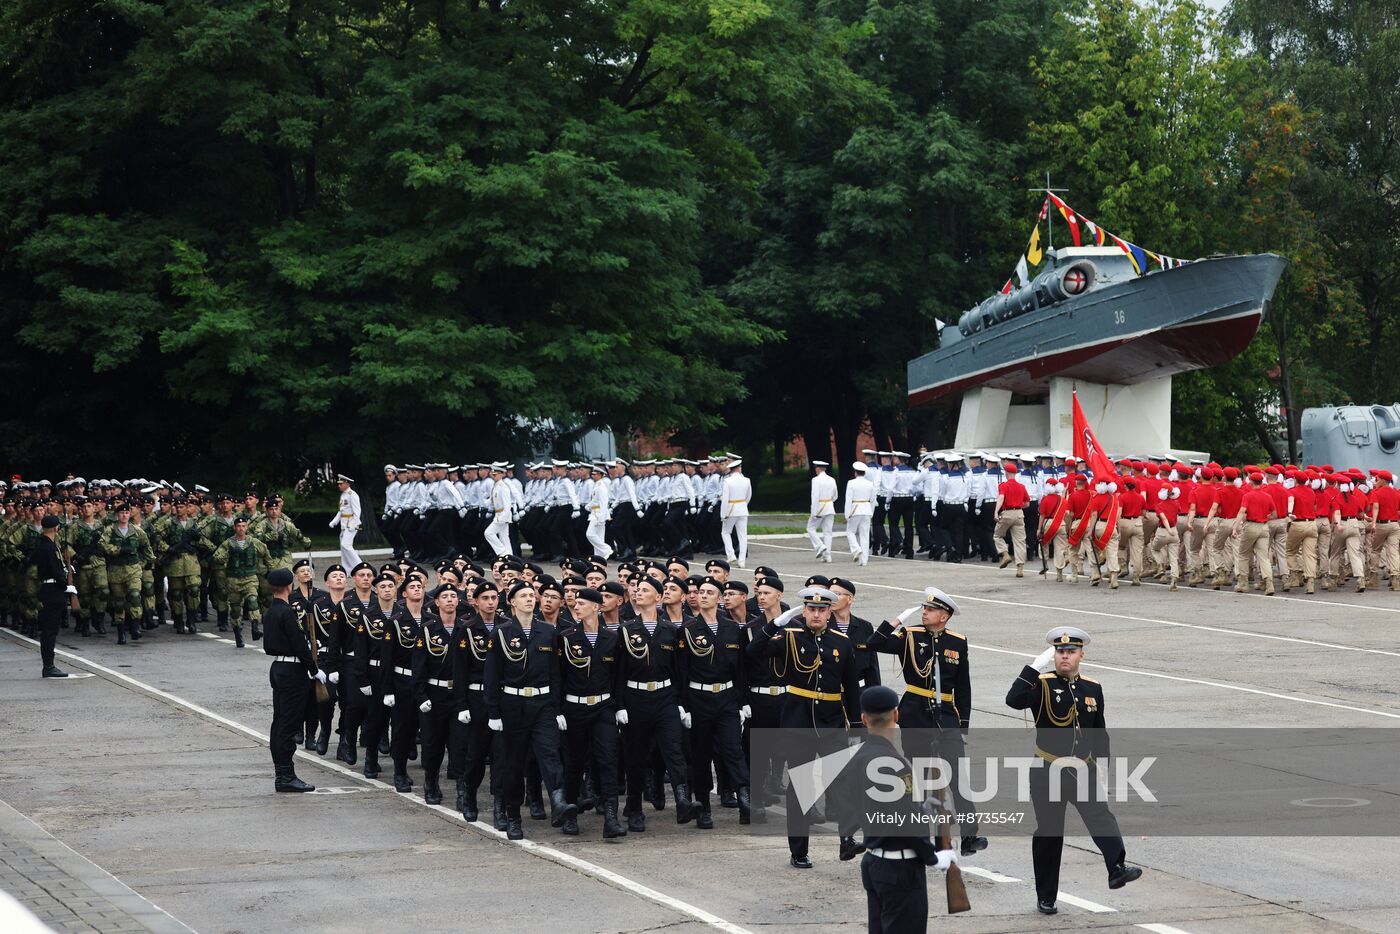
[1004, 462, 1018, 473]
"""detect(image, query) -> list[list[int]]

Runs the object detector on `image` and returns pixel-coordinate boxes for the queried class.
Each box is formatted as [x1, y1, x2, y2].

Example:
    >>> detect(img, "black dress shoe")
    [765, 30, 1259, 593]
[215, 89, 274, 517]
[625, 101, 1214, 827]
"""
[275, 776, 315, 793]
[41, 666, 69, 678]
[960, 835, 988, 856]
[789, 855, 813, 869]
[1037, 899, 1057, 915]
[839, 836, 866, 861]
[1108, 864, 1143, 889]
[393, 773, 413, 793]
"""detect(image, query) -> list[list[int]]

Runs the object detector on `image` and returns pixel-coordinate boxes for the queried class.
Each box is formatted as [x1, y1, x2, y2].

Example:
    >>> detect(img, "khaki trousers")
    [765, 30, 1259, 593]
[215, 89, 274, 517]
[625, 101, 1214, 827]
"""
[1236, 522, 1273, 580]
[1117, 517, 1144, 577]
[1152, 524, 1180, 579]
[994, 509, 1026, 565]
[1285, 519, 1318, 582]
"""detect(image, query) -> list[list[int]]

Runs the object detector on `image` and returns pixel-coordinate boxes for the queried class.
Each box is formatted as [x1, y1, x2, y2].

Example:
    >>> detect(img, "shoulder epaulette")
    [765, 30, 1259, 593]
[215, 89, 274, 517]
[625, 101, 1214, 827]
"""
[943, 630, 965, 640]
[1038, 671, 1057, 680]
[827, 627, 849, 638]
[1078, 676, 1099, 685]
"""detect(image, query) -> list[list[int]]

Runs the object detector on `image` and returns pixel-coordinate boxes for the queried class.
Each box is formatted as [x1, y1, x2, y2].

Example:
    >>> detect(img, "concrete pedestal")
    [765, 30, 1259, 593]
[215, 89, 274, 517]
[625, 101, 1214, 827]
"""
[951, 376, 1206, 458]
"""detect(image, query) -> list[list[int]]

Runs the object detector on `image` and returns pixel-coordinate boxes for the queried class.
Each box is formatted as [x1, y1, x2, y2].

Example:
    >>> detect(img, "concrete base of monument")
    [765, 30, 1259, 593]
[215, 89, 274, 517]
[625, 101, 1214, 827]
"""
[952, 375, 1208, 460]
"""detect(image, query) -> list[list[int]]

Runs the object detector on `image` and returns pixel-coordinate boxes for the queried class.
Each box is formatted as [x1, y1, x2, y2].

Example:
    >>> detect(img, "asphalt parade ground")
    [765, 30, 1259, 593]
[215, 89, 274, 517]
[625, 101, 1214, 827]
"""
[3, 534, 1399, 934]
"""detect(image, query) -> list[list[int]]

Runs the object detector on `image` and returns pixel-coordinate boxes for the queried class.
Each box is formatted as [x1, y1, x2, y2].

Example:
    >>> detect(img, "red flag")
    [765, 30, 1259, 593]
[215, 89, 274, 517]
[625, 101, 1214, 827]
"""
[1071, 391, 1121, 550]
[999, 278, 1013, 295]
[1047, 193, 1082, 247]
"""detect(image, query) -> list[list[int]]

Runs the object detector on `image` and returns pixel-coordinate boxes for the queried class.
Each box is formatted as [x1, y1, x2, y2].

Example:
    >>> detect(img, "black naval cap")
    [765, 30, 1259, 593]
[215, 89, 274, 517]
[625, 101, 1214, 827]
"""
[860, 685, 900, 716]
[266, 567, 294, 587]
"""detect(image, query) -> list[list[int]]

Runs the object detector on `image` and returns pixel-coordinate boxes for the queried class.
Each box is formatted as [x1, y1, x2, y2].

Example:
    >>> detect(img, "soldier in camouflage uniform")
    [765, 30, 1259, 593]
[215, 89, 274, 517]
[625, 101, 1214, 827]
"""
[68, 499, 110, 637]
[199, 494, 239, 632]
[135, 497, 161, 628]
[212, 515, 271, 648]
[158, 497, 211, 634]
[251, 495, 310, 612]
[238, 492, 262, 525]
[147, 490, 174, 624]
[15, 503, 46, 637]
[0, 499, 22, 628]
[101, 502, 154, 645]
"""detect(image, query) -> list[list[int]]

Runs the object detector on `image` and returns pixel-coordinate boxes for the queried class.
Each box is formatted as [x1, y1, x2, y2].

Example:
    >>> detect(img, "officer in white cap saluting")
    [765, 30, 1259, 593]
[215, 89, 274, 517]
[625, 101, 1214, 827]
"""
[1005, 626, 1142, 915]
[869, 586, 987, 856]
[747, 585, 864, 868]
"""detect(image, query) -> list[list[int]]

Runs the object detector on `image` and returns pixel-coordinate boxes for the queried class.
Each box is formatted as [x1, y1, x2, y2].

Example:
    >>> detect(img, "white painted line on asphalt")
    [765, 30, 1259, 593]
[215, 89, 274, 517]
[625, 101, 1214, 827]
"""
[0, 629, 755, 934]
[1137, 924, 1195, 934]
[751, 540, 1400, 653]
[1055, 890, 1116, 912]
[961, 865, 1021, 883]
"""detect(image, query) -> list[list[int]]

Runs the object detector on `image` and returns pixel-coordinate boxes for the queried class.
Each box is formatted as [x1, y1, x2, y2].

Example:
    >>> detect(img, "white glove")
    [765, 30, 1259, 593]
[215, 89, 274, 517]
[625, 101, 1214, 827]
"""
[556, 714, 568, 731]
[774, 606, 803, 629]
[383, 694, 396, 708]
[419, 700, 432, 713]
[616, 710, 629, 725]
[740, 704, 752, 725]
[65, 584, 78, 595]
[457, 710, 471, 724]
[360, 685, 372, 696]
[328, 671, 340, 685]
[1033, 647, 1055, 673]
[897, 606, 921, 625]
[313, 670, 327, 684]
[934, 849, 959, 871]
[488, 718, 503, 732]
[328, 518, 337, 528]
[678, 706, 692, 729]
[571, 509, 580, 519]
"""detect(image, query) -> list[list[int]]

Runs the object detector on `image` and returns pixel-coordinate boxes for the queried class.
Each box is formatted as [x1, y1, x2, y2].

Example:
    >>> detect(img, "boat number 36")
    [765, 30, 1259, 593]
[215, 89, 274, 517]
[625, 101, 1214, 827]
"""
[1113, 309, 1126, 325]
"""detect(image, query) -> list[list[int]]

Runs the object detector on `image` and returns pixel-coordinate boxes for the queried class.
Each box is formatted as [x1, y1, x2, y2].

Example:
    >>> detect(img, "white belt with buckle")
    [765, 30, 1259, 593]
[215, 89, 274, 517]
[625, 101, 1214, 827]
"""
[858, 679, 866, 689]
[565, 693, 611, 706]
[343, 650, 355, 658]
[271, 655, 300, 663]
[868, 848, 918, 860]
[428, 678, 453, 688]
[749, 686, 787, 695]
[688, 681, 734, 693]
[465, 682, 484, 691]
[369, 659, 382, 667]
[394, 666, 412, 676]
[503, 685, 549, 697]
[626, 679, 671, 691]
[41, 578, 60, 585]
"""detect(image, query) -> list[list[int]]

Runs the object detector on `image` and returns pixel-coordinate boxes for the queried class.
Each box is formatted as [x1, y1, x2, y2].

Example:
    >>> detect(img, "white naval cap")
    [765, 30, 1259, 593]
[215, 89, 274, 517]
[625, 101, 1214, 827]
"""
[812, 460, 830, 467]
[798, 586, 838, 607]
[852, 462, 868, 473]
[337, 474, 353, 483]
[384, 464, 398, 472]
[1046, 626, 1090, 648]
[920, 586, 959, 615]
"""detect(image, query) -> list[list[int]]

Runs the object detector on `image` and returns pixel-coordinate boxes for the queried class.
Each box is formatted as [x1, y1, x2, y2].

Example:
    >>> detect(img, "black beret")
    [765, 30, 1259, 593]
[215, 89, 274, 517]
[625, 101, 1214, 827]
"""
[805, 574, 831, 588]
[665, 575, 688, 591]
[635, 576, 662, 595]
[323, 564, 346, 580]
[539, 581, 563, 597]
[474, 581, 499, 596]
[860, 685, 900, 715]
[705, 558, 731, 572]
[700, 576, 724, 592]
[830, 577, 856, 595]
[350, 561, 375, 576]
[599, 581, 627, 598]
[372, 572, 396, 587]
[503, 557, 525, 572]
[756, 576, 784, 593]
[563, 574, 587, 587]
[575, 587, 604, 605]
[41, 515, 60, 528]
[266, 567, 293, 587]
[754, 565, 779, 578]
[293, 558, 311, 571]
[722, 580, 749, 594]
[506, 580, 533, 602]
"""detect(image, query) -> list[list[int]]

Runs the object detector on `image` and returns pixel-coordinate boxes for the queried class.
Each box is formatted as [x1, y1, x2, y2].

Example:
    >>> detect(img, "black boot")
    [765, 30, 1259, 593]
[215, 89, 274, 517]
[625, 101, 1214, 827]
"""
[92, 614, 107, 636]
[393, 770, 412, 793]
[363, 749, 380, 779]
[378, 734, 390, 756]
[117, 623, 127, 646]
[77, 615, 90, 637]
[315, 726, 330, 756]
[234, 625, 244, 649]
[738, 786, 753, 825]
[336, 736, 354, 764]
[217, 610, 229, 632]
[459, 781, 478, 821]
[603, 797, 626, 838]
[561, 814, 580, 835]
[647, 774, 666, 811]
[186, 616, 198, 635]
[251, 616, 262, 641]
[549, 788, 578, 828]
[173, 616, 185, 635]
[274, 767, 315, 793]
[294, 729, 305, 747]
[695, 794, 714, 830]
[493, 797, 508, 831]
[672, 783, 698, 825]
[578, 776, 598, 813]
[129, 618, 142, 640]
[721, 790, 739, 809]
[424, 775, 443, 806]
[1108, 863, 1143, 889]
[506, 813, 524, 841]
[528, 788, 547, 821]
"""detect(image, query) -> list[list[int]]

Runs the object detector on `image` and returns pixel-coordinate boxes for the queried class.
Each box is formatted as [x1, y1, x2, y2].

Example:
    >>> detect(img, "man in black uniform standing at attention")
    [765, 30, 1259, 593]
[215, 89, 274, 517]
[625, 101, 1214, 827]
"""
[1005, 626, 1142, 914]
[263, 567, 323, 792]
[848, 685, 958, 934]
[32, 514, 75, 678]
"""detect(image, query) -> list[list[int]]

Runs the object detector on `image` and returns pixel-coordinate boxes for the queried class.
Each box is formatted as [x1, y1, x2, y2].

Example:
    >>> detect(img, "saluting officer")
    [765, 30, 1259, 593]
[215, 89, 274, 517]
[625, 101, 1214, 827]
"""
[1005, 627, 1141, 915]
[869, 586, 986, 855]
[747, 586, 863, 869]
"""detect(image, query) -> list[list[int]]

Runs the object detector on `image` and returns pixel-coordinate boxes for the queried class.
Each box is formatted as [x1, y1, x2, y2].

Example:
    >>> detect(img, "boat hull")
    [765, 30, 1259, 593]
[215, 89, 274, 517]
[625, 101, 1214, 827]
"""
[907, 253, 1287, 407]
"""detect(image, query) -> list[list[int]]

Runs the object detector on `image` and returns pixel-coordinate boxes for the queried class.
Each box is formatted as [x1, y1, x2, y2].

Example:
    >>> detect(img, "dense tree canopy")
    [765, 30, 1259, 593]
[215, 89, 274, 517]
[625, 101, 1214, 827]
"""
[2, 0, 1396, 483]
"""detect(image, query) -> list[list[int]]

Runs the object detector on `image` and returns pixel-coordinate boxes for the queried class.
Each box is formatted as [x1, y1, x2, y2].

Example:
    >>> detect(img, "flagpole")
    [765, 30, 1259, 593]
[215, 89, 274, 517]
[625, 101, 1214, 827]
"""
[1028, 173, 1068, 259]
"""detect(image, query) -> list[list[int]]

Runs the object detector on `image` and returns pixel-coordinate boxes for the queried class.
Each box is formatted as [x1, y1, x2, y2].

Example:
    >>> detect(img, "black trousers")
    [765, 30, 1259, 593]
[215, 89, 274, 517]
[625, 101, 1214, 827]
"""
[1025, 499, 1041, 559]
[456, 689, 491, 792]
[940, 503, 967, 561]
[497, 695, 564, 808]
[1029, 762, 1127, 904]
[420, 696, 458, 779]
[781, 724, 855, 857]
[888, 498, 913, 556]
[304, 674, 336, 739]
[38, 583, 63, 669]
[622, 693, 689, 812]
[269, 662, 310, 771]
[900, 703, 979, 838]
[970, 501, 997, 558]
[662, 503, 688, 551]
[388, 676, 417, 769]
[743, 689, 786, 789]
[563, 703, 619, 799]
[686, 696, 748, 795]
[871, 500, 888, 552]
[862, 854, 928, 934]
